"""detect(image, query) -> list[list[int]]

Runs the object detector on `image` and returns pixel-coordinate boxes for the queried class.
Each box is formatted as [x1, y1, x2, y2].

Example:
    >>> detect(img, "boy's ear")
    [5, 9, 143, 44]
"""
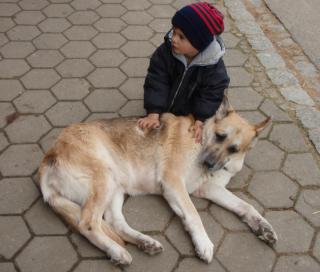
[215, 95, 234, 120]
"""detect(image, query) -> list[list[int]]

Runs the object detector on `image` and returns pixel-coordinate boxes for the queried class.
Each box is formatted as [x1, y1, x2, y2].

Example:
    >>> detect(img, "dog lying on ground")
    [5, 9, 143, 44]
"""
[38, 97, 277, 265]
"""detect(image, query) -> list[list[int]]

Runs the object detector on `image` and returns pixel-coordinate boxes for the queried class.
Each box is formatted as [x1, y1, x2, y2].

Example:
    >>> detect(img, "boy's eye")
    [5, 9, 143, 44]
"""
[179, 34, 184, 40]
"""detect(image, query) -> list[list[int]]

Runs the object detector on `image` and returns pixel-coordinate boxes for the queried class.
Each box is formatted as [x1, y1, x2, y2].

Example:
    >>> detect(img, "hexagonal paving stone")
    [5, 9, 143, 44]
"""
[228, 67, 254, 87]
[85, 89, 126, 112]
[71, 0, 101, 10]
[0, 216, 31, 259]
[0, 41, 35, 58]
[14, 10, 45, 25]
[274, 255, 320, 272]
[43, 3, 73, 17]
[96, 4, 126, 17]
[227, 165, 252, 189]
[0, 80, 23, 101]
[88, 68, 126, 88]
[120, 78, 144, 99]
[121, 41, 155, 57]
[120, 58, 149, 77]
[56, 59, 94, 77]
[94, 18, 126, 32]
[61, 41, 95, 58]
[0, 3, 20, 16]
[73, 260, 121, 272]
[85, 112, 119, 122]
[27, 50, 64, 68]
[33, 33, 67, 49]
[228, 87, 263, 111]
[68, 10, 99, 25]
[7, 25, 40, 41]
[165, 211, 224, 256]
[0, 18, 15, 33]
[38, 18, 71, 33]
[0, 33, 8, 47]
[149, 19, 172, 33]
[70, 233, 104, 258]
[122, 0, 151, 10]
[148, 5, 175, 18]
[25, 199, 67, 235]
[265, 210, 314, 253]
[238, 111, 272, 138]
[216, 232, 276, 272]
[224, 49, 248, 66]
[89, 49, 126, 67]
[313, 232, 320, 262]
[0, 102, 15, 128]
[121, 11, 153, 25]
[222, 32, 240, 48]
[191, 196, 210, 210]
[0, 132, 9, 152]
[0, 144, 43, 176]
[121, 26, 153, 41]
[126, 235, 178, 272]
[245, 140, 285, 170]
[248, 171, 298, 208]
[52, 78, 90, 100]
[0, 59, 30, 78]
[123, 195, 173, 232]
[39, 128, 62, 152]
[150, 33, 165, 47]
[295, 189, 320, 227]
[19, 0, 49, 10]
[92, 33, 126, 49]
[14, 90, 56, 113]
[0, 177, 39, 214]
[119, 100, 144, 117]
[260, 99, 291, 122]
[64, 25, 98, 40]
[0, 263, 16, 272]
[16, 237, 78, 272]
[175, 257, 226, 272]
[283, 153, 320, 186]
[21, 69, 60, 89]
[270, 124, 309, 152]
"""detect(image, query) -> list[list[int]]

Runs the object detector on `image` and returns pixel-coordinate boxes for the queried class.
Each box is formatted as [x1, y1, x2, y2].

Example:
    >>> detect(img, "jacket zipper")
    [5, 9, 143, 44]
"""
[168, 67, 188, 111]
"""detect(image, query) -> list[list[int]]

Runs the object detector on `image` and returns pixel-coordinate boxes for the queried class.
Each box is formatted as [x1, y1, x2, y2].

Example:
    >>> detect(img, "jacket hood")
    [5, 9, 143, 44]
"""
[165, 30, 226, 68]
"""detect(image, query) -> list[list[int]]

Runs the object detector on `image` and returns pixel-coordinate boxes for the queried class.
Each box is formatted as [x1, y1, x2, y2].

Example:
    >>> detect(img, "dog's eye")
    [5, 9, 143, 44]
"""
[228, 145, 238, 154]
[215, 133, 227, 142]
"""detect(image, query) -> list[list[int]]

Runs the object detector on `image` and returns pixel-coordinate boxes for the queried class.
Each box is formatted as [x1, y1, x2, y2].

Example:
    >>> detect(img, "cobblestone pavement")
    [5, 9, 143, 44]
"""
[0, 0, 320, 271]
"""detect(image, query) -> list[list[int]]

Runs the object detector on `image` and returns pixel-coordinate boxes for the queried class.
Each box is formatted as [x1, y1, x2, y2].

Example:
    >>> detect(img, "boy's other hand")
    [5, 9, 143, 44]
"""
[138, 113, 160, 129]
[189, 120, 203, 144]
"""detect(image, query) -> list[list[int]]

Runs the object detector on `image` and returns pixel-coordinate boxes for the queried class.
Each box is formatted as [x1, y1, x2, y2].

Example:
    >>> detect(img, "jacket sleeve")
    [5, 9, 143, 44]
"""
[143, 43, 171, 114]
[192, 58, 230, 122]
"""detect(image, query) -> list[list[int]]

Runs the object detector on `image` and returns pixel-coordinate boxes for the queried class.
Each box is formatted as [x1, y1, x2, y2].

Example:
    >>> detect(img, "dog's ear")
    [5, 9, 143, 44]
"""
[216, 95, 234, 120]
[254, 116, 272, 135]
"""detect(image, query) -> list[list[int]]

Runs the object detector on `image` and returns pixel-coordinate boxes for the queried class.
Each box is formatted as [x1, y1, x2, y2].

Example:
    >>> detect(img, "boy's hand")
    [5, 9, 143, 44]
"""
[189, 120, 203, 144]
[138, 113, 160, 129]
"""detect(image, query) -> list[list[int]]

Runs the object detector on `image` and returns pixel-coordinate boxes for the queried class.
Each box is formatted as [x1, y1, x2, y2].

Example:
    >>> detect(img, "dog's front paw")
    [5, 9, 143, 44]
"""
[110, 249, 132, 266]
[255, 219, 278, 245]
[194, 236, 214, 263]
[138, 236, 163, 255]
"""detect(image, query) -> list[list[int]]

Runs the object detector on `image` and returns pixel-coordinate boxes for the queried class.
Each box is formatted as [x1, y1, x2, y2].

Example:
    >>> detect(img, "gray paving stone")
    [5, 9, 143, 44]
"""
[39, 128, 62, 152]
[148, 5, 176, 18]
[43, 3, 73, 17]
[85, 89, 127, 112]
[16, 237, 78, 272]
[70, 233, 105, 258]
[296, 106, 320, 129]
[245, 140, 285, 170]
[0, 102, 15, 128]
[256, 52, 285, 69]
[228, 67, 254, 87]
[52, 78, 90, 100]
[0, 17, 15, 32]
[266, 69, 299, 87]
[175, 257, 226, 272]
[120, 78, 144, 99]
[92, 33, 126, 49]
[25, 199, 68, 235]
[228, 87, 263, 110]
[270, 123, 309, 152]
[0, 144, 43, 176]
[248, 171, 298, 208]
[265, 210, 314, 253]
[0, 33, 8, 47]
[33, 33, 67, 49]
[123, 195, 173, 232]
[227, 165, 252, 189]
[68, 11, 99, 25]
[38, 18, 71, 33]
[295, 189, 320, 227]
[0, 263, 16, 272]
[0, 41, 35, 58]
[96, 4, 126, 17]
[94, 18, 126, 32]
[294, 61, 318, 77]
[71, 0, 101, 10]
[224, 49, 248, 66]
[0, 216, 31, 259]
[19, 0, 49, 10]
[14, 10, 45, 25]
[0, 80, 23, 101]
[282, 153, 320, 186]
[85, 112, 119, 121]
[260, 99, 291, 121]
[150, 32, 165, 47]
[0, 177, 39, 214]
[119, 100, 144, 117]
[122, 0, 151, 10]
[309, 128, 320, 153]
[191, 196, 210, 210]
[73, 260, 121, 272]
[56, 59, 94, 77]
[313, 232, 320, 262]
[7, 25, 40, 41]
[61, 41, 95, 58]
[280, 85, 314, 106]
[149, 18, 171, 33]
[88, 68, 126, 88]
[120, 58, 149, 77]
[0, 3, 20, 16]
[64, 25, 98, 40]
[121, 11, 153, 25]
[216, 232, 275, 272]
[274, 255, 320, 272]
[173, 0, 195, 9]
[21, 69, 60, 89]
[0, 132, 9, 152]
[46, 101, 89, 126]
[121, 25, 153, 40]
[89, 49, 126, 67]
[0, 59, 30, 78]
[222, 32, 240, 48]
[126, 235, 178, 272]
[150, 0, 172, 3]
[121, 41, 155, 57]
[27, 50, 64, 68]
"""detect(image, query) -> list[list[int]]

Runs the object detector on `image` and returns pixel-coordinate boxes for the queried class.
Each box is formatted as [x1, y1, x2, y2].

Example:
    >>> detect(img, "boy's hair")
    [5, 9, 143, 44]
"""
[172, 2, 224, 52]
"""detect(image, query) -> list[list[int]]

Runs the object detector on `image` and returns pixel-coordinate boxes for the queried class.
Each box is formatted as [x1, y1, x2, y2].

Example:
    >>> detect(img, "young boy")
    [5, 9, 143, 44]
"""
[138, 2, 230, 143]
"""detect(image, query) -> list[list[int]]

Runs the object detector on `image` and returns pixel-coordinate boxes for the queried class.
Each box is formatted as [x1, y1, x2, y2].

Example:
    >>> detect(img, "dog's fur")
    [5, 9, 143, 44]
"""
[38, 97, 277, 265]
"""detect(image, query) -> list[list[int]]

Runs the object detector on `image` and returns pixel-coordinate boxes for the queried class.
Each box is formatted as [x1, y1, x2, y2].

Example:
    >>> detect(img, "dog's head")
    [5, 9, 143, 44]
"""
[200, 96, 271, 171]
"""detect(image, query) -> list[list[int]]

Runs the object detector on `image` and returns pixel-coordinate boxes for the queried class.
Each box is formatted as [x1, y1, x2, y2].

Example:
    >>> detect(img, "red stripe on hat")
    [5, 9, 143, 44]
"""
[190, 3, 214, 34]
[195, 3, 222, 34]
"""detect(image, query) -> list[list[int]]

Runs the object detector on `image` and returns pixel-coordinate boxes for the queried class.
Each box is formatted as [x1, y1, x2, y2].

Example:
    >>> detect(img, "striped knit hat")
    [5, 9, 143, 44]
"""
[172, 2, 224, 52]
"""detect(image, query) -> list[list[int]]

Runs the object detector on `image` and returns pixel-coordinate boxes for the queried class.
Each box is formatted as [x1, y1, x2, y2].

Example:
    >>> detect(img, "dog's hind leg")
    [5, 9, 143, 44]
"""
[104, 192, 163, 255]
[193, 181, 277, 245]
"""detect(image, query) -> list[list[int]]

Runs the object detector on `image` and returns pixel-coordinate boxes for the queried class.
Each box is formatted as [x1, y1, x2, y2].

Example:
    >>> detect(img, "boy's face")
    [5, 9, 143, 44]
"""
[172, 27, 198, 59]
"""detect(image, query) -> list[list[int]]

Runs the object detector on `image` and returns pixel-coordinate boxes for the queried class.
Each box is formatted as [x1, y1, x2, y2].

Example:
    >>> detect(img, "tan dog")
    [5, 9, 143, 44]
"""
[38, 97, 277, 265]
